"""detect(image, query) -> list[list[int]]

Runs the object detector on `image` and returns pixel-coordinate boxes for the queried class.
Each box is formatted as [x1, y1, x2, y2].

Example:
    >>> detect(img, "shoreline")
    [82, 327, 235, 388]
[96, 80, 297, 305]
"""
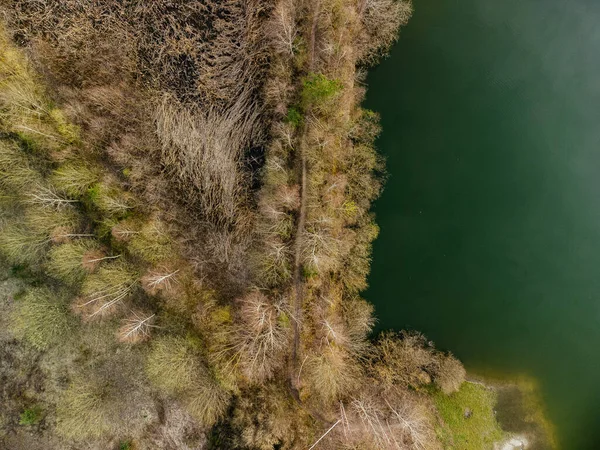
[467, 374, 558, 449]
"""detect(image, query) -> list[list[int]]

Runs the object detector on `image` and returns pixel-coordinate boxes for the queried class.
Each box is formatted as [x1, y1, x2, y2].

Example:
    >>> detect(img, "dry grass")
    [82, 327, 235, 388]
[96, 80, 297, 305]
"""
[154, 96, 260, 227]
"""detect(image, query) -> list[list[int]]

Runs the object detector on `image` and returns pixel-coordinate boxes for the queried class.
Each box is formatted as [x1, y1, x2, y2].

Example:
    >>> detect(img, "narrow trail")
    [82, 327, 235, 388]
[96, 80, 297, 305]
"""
[290, 153, 307, 373]
[290, 0, 320, 390]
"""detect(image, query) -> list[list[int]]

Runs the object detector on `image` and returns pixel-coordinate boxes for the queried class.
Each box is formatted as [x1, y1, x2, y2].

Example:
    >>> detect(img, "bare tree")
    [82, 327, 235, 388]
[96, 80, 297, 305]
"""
[268, 0, 298, 56]
[141, 267, 181, 296]
[219, 291, 291, 383]
[117, 311, 156, 343]
[25, 185, 78, 210]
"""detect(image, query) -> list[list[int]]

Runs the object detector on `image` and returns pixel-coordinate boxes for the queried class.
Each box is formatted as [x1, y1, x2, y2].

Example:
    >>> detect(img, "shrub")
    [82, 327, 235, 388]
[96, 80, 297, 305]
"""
[254, 236, 292, 287]
[358, 0, 413, 64]
[0, 30, 70, 154]
[301, 73, 343, 107]
[341, 221, 379, 293]
[146, 336, 203, 394]
[0, 141, 44, 196]
[87, 181, 134, 217]
[48, 108, 81, 144]
[147, 335, 230, 426]
[333, 388, 438, 450]
[286, 106, 303, 128]
[46, 240, 102, 285]
[76, 262, 138, 319]
[184, 381, 231, 427]
[231, 291, 291, 383]
[0, 223, 49, 266]
[10, 287, 73, 350]
[433, 354, 466, 395]
[373, 331, 437, 389]
[19, 405, 44, 425]
[128, 219, 174, 264]
[56, 378, 114, 439]
[231, 384, 312, 450]
[50, 162, 100, 198]
[304, 346, 362, 405]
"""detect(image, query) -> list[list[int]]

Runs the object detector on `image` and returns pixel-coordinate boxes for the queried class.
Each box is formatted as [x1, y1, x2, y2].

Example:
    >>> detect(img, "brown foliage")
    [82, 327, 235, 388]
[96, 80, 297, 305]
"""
[357, 0, 413, 65]
[333, 387, 440, 450]
[117, 310, 156, 344]
[373, 331, 466, 394]
[433, 353, 466, 395]
[230, 291, 291, 383]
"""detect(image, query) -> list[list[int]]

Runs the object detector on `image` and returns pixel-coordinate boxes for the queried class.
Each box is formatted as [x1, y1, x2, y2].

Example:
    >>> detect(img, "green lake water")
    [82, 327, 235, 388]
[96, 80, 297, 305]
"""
[365, 1, 600, 448]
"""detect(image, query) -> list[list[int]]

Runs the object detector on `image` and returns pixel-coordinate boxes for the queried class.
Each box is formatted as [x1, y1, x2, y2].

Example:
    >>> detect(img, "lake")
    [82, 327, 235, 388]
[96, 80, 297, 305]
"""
[365, 0, 600, 448]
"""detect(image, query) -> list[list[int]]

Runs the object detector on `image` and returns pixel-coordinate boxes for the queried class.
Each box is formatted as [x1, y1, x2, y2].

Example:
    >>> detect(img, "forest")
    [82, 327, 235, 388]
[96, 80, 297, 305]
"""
[0, 1, 504, 449]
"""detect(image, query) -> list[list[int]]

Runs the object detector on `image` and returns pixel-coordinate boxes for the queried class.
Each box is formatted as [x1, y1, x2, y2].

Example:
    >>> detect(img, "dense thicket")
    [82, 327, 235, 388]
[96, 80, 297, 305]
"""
[0, 1, 476, 449]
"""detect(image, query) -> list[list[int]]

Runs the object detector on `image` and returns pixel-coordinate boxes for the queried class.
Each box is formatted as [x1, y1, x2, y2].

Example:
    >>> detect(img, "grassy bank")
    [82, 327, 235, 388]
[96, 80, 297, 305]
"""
[434, 382, 504, 449]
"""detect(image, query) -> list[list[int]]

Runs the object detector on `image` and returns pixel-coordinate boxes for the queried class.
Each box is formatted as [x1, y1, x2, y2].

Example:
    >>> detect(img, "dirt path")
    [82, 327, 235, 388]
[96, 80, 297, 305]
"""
[290, 0, 320, 389]
[290, 153, 307, 374]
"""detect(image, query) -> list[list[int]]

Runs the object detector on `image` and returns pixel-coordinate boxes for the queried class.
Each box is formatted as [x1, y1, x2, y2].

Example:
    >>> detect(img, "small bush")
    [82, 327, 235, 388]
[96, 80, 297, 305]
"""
[119, 440, 133, 450]
[0, 223, 49, 266]
[19, 405, 44, 425]
[87, 181, 133, 217]
[46, 240, 102, 285]
[76, 262, 138, 319]
[10, 287, 73, 350]
[301, 73, 343, 107]
[50, 162, 100, 198]
[56, 378, 114, 440]
[128, 219, 174, 264]
[433, 353, 466, 395]
[147, 336, 230, 426]
[285, 107, 303, 128]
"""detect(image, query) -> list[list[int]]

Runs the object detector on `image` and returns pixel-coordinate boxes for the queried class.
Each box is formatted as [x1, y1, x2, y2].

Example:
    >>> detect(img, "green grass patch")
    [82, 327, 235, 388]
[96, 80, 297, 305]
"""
[19, 405, 44, 425]
[301, 73, 343, 107]
[285, 107, 303, 128]
[434, 382, 504, 449]
[119, 440, 133, 450]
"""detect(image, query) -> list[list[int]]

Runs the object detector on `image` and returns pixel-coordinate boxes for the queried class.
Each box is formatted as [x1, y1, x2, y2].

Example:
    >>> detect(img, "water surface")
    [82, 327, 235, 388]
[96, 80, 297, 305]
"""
[366, 1, 600, 447]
